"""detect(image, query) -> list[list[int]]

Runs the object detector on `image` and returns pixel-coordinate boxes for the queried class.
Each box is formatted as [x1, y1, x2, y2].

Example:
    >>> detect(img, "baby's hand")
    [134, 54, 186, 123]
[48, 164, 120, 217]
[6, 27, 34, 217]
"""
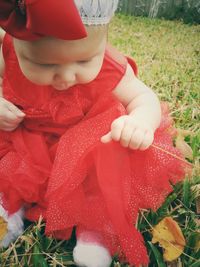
[101, 115, 154, 150]
[0, 97, 25, 131]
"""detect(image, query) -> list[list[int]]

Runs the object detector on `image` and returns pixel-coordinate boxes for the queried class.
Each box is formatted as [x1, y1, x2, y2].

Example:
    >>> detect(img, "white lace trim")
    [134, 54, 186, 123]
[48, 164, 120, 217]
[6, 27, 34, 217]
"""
[74, 0, 119, 25]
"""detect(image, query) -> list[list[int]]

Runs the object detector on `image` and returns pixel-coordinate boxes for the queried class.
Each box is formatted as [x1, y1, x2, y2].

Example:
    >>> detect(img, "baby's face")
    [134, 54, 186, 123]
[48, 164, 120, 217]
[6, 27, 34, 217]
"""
[13, 26, 107, 90]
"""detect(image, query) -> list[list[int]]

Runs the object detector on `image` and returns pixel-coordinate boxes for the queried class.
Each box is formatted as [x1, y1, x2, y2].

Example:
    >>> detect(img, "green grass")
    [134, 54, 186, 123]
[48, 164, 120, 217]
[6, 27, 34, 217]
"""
[1, 15, 200, 266]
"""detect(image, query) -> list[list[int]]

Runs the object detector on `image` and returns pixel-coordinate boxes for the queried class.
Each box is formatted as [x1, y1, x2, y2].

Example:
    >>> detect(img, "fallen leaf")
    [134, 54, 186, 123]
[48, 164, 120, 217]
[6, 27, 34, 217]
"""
[175, 135, 193, 160]
[0, 216, 8, 241]
[152, 217, 186, 262]
[175, 128, 194, 160]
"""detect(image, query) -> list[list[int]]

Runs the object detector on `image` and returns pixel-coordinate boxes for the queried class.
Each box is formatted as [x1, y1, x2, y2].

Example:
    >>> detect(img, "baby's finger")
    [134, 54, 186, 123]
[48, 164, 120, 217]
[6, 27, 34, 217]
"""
[101, 132, 112, 143]
[120, 124, 135, 147]
[2, 126, 18, 131]
[139, 131, 154, 151]
[7, 102, 25, 118]
[4, 118, 23, 126]
[0, 121, 18, 131]
[110, 117, 125, 141]
[129, 129, 145, 150]
[0, 109, 21, 121]
[0, 120, 18, 127]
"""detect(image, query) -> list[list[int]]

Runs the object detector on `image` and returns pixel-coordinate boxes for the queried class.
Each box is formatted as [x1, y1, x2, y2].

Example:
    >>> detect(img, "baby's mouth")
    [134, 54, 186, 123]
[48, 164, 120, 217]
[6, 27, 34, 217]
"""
[52, 83, 69, 90]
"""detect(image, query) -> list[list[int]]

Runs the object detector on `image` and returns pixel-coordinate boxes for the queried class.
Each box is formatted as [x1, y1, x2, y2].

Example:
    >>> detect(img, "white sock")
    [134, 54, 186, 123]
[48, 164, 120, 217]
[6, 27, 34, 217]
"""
[73, 240, 112, 267]
[73, 230, 112, 267]
[0, 205, 24, 248]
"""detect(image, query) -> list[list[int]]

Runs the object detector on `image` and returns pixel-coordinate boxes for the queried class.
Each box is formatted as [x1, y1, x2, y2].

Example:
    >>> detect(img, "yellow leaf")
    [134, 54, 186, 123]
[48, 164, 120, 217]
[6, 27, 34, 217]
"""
[152, 217, 186, 262]
[175, 135, 193, 160]
[0, 216, 8, 241]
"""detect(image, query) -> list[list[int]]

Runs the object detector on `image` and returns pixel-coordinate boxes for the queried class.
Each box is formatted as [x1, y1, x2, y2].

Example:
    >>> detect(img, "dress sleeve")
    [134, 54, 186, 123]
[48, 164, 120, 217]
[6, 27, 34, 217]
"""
[105, 43, 138, 76]
[2, 33, 12, 60]
[126, 57, 138, 76]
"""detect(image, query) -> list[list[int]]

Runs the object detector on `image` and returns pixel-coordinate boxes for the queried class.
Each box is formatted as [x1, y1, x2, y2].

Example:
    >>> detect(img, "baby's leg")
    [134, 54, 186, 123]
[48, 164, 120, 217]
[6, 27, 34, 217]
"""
[0, 204, 24, 247]
[73, 230, 112, 267]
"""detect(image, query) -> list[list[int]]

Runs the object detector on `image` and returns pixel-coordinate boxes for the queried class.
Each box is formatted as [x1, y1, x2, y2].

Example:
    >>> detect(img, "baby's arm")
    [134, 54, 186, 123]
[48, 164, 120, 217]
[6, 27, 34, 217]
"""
[101, 64, 161, 150]
[0, 47, 25, 131]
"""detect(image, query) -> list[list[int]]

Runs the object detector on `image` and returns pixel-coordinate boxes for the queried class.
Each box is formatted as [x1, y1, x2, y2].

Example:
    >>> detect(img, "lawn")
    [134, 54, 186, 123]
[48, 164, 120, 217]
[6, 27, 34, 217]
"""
[0, 15, 200, 267]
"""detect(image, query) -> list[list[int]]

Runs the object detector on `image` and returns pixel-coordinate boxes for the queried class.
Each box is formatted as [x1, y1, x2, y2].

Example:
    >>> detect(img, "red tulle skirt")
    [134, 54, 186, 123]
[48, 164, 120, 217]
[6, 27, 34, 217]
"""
[0, 97, 187, 265]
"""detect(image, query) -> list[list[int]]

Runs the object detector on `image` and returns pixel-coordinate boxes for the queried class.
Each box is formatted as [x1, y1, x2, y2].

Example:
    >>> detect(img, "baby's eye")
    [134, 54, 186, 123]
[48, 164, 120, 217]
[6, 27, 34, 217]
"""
[37, 63, 56, 68]
[78, 59, 91, 64]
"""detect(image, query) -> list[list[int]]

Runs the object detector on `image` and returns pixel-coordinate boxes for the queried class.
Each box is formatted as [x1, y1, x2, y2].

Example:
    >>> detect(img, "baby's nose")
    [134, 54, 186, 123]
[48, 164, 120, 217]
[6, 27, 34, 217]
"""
[54, 65, 76, 84]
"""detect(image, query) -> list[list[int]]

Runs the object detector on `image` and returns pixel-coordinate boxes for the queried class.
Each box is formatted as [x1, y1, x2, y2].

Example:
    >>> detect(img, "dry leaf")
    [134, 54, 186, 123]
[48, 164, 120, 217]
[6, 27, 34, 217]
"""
[175, 128, 194, 160]
[175, 135, 193, 160]
[0, 216, 8, 241]
[152, 217, 186, 262]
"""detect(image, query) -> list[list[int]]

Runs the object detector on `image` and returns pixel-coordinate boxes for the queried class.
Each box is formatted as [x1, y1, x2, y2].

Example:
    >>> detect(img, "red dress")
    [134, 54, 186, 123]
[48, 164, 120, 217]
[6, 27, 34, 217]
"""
[0, 34, 186, 265]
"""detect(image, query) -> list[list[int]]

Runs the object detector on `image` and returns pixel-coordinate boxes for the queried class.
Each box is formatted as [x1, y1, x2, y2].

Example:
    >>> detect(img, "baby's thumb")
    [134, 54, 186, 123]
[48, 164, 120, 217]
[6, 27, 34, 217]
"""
[9, 103, 25, 118]
[101, 132, 112, 143]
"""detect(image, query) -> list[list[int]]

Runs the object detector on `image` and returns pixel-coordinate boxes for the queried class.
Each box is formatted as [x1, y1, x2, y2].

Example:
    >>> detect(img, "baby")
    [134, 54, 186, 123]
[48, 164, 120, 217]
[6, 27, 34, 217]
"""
[0, 22, 160, 147]
[0, 1, 185, 266]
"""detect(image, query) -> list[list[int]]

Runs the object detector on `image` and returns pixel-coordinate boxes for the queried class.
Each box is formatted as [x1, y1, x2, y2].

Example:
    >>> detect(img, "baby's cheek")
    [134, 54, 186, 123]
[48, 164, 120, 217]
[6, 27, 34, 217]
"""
[79, 65, 102, 84]
[20, 66, 52, 86]
[28, 73, 52, 86]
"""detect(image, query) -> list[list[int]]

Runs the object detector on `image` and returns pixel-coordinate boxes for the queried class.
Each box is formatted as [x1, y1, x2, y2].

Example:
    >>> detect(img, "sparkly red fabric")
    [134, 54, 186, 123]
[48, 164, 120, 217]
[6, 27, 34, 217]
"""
[0, 34, 186, 266]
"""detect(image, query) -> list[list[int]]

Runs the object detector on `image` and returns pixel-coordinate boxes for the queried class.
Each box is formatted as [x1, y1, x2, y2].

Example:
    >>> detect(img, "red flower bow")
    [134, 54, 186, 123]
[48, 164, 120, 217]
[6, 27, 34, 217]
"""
[0, 0, 87, 40]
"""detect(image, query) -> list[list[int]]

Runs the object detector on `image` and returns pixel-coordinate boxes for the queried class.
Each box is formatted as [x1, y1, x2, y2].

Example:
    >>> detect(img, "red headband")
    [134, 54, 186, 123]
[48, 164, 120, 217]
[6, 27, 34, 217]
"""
[0, 0, 87, 40]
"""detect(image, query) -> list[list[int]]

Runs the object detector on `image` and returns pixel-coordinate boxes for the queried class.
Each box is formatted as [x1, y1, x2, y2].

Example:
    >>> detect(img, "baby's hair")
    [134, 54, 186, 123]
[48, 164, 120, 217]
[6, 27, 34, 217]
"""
[85, 24, 108, 38]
